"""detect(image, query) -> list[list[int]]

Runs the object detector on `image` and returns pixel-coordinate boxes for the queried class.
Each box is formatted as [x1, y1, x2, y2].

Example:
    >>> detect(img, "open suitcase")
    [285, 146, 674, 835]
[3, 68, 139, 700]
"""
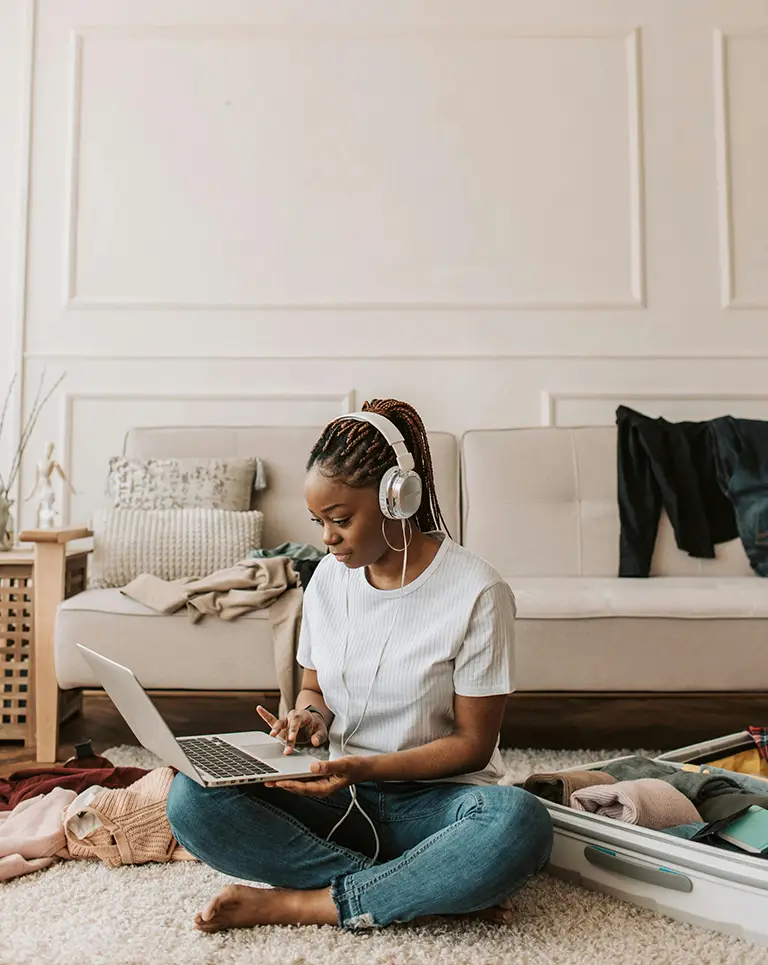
[538, 731, 768, 946]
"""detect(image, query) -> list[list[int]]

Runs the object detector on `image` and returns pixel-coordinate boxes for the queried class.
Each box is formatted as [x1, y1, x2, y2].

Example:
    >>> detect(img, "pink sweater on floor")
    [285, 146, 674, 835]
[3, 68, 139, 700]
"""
[0, 787, 75, 881]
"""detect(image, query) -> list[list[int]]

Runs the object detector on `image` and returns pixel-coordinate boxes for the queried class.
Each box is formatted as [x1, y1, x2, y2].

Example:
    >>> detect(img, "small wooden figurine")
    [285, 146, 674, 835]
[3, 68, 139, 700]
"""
[25, 442, 75, 528]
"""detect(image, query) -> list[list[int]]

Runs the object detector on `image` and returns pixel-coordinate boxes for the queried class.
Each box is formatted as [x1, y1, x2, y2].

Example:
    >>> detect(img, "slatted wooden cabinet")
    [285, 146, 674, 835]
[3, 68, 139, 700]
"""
[0, 548, 88, 746]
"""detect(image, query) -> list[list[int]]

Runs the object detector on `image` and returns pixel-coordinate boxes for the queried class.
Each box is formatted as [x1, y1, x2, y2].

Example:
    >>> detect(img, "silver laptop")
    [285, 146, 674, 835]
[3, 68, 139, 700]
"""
[77, 644, 317, 787]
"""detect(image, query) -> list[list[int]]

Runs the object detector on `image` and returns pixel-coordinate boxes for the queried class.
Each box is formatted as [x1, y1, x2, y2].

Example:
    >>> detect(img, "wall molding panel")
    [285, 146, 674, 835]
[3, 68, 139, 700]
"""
[544, 391, 768, 427]
[714, 28, 768, 310]
[61, 23, 644, 312]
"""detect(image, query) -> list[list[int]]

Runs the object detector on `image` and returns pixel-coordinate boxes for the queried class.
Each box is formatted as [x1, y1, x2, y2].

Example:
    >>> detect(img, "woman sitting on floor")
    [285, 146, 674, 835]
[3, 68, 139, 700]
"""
[166, 398, 553, 932]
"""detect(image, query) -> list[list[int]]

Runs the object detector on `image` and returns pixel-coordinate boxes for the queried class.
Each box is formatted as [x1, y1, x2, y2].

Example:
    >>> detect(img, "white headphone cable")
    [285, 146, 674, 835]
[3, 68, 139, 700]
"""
[325, 519, 408, 863]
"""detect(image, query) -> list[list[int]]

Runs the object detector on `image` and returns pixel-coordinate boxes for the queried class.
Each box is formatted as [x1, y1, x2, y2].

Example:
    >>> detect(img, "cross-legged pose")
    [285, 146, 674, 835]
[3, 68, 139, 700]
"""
[166, 398, 553, 933]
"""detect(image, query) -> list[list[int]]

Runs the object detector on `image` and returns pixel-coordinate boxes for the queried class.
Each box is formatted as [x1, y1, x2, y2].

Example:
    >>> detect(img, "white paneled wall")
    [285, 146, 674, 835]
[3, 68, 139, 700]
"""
[0, 1, 29, 504]
[3, 0, 768, 530]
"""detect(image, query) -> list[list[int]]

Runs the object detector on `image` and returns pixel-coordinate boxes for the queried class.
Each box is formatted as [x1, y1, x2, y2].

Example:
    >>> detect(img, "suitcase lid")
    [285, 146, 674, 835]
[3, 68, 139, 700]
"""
[654, 730, 760, 766]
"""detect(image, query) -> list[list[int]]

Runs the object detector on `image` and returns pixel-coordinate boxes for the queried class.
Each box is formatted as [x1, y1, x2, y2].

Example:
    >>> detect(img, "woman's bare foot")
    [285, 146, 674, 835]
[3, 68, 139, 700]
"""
[195, 884, 337, 933]
[195, 885, 515, 933]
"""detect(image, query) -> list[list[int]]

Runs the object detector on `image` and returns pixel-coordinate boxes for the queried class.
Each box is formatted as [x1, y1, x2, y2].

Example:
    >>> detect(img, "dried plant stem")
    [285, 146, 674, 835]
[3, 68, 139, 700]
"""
[0, 372, 18, 493]
[5, 370, 66, 493]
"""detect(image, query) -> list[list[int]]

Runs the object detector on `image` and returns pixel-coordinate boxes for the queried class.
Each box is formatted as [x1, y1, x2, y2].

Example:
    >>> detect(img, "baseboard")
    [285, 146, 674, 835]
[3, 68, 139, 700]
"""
[502, 691, 768, 749]
[60, 688, 768, 753]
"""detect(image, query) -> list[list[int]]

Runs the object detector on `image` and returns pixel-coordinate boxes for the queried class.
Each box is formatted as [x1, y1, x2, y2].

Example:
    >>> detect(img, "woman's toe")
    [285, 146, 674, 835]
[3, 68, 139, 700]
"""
[195, 895, 224, 932]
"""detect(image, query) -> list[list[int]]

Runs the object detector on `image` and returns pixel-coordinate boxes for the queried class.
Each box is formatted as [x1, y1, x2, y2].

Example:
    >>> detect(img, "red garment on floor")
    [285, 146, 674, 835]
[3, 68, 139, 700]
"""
[0, 754, 149, 812]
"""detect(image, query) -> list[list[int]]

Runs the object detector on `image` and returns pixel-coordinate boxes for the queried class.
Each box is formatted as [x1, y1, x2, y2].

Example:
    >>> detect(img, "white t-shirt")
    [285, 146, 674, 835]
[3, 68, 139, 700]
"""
[296, 534, 516, 786]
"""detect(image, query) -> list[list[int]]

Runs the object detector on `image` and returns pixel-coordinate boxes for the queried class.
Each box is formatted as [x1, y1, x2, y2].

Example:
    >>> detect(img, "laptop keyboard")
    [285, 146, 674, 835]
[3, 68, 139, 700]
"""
[180, 736, 279, 779]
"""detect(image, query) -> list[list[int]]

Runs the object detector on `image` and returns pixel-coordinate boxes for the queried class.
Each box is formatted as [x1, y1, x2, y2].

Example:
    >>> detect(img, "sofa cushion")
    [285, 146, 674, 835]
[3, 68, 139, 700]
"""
[107, 456, 265, 510]
[461, 427, 753, 578]
[509, 576, 768, 620]
[88, 507, 264, 589]
[55, 589, 279, 691]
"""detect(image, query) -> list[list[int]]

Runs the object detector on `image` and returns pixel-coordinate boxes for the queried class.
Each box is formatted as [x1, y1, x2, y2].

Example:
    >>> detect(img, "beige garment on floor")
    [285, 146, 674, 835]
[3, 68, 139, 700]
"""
[64, 767, 178, 867]
[122, 557, 304, 717]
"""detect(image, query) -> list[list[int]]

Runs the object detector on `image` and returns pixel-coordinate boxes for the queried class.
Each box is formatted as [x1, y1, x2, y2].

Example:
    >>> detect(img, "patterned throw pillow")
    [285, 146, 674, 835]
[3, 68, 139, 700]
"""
[88, 507, 264, 589]
[107, 457, 266, 511]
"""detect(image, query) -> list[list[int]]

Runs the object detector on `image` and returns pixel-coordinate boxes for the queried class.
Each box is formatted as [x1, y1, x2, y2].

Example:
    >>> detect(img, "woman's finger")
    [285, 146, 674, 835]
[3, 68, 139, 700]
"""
[280, 711, 302, 753]
[256, 705, 277, 725]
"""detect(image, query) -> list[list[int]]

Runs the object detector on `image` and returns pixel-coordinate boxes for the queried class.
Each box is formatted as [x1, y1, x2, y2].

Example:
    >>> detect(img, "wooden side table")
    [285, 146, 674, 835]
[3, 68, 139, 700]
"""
[1, 530, 92, 756]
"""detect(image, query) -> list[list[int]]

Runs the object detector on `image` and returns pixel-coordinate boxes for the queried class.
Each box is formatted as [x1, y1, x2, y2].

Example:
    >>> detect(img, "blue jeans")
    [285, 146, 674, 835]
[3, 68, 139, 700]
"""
[166, 774, 553, 930]
[711, 416, 768, 576]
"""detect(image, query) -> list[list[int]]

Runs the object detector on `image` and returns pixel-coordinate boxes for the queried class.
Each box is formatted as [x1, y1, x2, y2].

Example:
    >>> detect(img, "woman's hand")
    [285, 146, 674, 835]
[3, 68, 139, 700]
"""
[256, 705, 328, 755]
[263, 756, 372, 797]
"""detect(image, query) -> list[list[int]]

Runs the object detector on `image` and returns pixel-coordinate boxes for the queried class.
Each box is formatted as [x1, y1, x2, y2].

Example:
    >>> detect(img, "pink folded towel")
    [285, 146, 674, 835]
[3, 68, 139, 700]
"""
[570, 778, 701, 830]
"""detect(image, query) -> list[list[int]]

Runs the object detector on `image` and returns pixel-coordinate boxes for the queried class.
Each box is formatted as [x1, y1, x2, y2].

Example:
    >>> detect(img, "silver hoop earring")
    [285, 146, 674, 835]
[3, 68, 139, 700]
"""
[382, 517, 412, 553]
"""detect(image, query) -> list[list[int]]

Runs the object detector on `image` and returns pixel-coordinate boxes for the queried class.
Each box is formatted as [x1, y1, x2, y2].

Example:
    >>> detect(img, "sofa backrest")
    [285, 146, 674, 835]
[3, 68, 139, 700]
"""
[461, 426, 753, 577]
[123, 426, 460, 551]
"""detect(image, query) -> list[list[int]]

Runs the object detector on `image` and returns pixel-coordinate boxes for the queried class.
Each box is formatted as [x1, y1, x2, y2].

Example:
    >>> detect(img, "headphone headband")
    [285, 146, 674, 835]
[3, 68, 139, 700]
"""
[340, 412, 415, 472]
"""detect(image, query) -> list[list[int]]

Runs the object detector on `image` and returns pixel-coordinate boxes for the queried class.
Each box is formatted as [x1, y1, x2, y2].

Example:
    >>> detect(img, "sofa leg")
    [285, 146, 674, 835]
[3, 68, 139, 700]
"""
[59, 688, 83, 725]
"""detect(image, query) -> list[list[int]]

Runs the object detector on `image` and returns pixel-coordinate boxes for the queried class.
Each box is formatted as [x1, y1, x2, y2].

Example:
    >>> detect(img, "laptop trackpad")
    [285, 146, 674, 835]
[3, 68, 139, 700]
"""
[240, 741, 306, 761]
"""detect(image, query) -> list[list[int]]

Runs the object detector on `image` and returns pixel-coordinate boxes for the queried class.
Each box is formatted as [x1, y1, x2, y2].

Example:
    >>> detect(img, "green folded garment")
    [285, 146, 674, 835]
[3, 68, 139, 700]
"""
[250, 542, 326, 563]
[600, 756, 743, 804]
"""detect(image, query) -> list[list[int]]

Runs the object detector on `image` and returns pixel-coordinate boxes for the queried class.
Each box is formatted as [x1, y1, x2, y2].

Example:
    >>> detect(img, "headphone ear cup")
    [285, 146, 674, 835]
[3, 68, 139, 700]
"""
[396, 471, 422, 519]
[379, 466, 422, 520]
[378, 466, 400, 519]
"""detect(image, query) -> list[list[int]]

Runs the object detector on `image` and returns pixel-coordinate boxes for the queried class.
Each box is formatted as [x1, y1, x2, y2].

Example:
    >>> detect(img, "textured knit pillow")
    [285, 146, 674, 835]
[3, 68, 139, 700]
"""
[88, 507, 264, 589]
[107, 457, 266, 511]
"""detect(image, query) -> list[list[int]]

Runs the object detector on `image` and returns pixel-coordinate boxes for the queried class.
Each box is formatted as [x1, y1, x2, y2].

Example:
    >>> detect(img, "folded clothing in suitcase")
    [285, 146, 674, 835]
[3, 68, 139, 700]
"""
[523, 731, 768, 947]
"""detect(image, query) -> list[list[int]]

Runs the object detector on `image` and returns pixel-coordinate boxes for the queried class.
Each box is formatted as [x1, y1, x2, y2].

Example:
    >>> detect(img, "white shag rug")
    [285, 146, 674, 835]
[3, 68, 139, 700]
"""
[2, 744, 768, 965]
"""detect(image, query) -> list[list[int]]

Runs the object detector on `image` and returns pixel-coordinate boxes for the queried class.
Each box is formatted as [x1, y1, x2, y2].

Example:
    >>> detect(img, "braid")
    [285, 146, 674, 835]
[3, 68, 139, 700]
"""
[307, 399, 450, 536]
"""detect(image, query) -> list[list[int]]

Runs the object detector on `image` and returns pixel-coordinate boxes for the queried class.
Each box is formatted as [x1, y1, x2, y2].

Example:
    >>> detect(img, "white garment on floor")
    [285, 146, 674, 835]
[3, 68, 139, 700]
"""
[63, 785, 106, 840]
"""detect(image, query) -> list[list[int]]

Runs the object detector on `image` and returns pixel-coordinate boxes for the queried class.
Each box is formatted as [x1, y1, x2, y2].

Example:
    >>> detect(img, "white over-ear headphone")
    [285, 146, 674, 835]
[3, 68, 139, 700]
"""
[340, 411, 422, 520]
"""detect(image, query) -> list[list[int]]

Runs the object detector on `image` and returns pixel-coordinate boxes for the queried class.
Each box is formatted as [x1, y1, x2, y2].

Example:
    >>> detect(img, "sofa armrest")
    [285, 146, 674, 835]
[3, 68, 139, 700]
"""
[20, 526, 92, 544]
[19, 527, 93, 763]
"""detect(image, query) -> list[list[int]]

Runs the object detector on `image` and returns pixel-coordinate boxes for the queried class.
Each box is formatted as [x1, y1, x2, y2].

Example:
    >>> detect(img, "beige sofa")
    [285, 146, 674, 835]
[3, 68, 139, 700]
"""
[26, 423, 767, 761]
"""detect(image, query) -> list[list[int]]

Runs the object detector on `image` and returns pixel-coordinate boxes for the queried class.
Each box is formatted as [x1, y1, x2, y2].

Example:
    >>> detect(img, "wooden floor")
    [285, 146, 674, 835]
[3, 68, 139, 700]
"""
[2, 689, 766, 778]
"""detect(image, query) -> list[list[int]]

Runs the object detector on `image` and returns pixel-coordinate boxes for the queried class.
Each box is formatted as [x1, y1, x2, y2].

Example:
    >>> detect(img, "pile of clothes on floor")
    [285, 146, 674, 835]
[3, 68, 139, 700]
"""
[0, 743, 196, 882]
[1, 544, 330, 885]
[521, 727, 768, 855]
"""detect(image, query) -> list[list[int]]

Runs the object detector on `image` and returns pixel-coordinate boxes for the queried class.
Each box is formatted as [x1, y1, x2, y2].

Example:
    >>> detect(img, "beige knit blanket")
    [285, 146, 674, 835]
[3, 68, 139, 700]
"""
[122, 557, 304, 717]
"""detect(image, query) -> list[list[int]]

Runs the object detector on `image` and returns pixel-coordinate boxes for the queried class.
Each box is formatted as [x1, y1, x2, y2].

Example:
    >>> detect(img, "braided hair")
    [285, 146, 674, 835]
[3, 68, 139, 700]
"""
[307, 399, 450, 536]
